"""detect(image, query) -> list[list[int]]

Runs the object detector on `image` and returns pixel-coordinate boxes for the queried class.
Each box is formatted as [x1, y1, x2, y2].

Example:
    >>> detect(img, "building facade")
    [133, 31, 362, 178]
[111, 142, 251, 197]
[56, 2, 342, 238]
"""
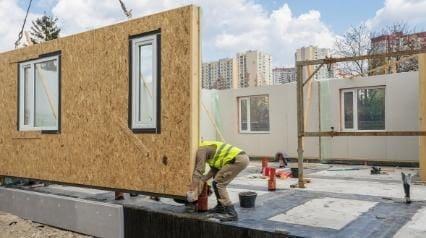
[272, 67, 296, 85]
[237, 50, 272, 88]
[370, 31, 426, 74]
[201, 71, 419, 162]
[295, 46, 334, 80]
[202, 58, 237, 89]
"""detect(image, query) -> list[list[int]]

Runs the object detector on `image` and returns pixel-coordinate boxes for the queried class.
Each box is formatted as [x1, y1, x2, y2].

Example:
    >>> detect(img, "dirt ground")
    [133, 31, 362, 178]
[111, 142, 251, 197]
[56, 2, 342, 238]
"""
[0, 211, 90, 238]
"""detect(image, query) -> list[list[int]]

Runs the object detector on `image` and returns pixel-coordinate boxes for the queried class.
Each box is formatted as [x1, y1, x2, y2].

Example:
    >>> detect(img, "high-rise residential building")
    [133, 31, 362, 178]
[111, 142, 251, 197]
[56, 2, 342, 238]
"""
[370, 31, 426, 74]
[273, 67, 296, 84]
[202, 58, 237, 90]
[236, 50, 272, 88]
[295, 46, 334, 80]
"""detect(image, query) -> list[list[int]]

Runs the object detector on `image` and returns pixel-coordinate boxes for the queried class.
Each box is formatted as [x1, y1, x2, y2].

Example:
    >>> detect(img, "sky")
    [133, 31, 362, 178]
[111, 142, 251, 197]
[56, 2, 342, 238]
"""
[2, 0, 426, 67]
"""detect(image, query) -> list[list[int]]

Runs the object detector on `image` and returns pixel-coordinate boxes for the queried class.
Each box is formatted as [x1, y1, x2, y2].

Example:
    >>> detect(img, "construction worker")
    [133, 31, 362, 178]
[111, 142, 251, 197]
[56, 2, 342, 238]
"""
[188, 141, 249, 221]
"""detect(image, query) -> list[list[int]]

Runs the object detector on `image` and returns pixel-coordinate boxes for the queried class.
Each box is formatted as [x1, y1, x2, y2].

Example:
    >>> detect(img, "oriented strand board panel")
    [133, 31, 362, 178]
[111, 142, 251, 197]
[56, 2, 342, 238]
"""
[0, 5, 200, 197]
[420, 54, 426, 180]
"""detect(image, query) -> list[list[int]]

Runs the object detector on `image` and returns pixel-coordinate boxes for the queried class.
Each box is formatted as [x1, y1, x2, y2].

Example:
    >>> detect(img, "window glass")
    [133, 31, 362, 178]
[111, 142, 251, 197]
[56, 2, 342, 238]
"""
[23, 66, 31, 126]
[239, 95, 270, 133]
[34, 60, 58, 128]
[130, 33, 159, 132]
[240, 98, 248, 131]
[343, 91, 354, 129]
[357, 88, 385, 130]
[250, 96, 270, 131]
[19, 55, 59, 131]
[138, 44, 154, 125]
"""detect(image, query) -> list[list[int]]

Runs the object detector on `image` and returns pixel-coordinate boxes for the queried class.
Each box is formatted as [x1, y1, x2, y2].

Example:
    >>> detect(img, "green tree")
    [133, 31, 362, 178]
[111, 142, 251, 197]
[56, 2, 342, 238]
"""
[30, 14, 61, 44]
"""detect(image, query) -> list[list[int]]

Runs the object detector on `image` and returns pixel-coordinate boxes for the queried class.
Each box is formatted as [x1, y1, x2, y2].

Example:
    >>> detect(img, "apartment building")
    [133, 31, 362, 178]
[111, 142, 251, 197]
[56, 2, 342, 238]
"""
[237, 50, 272, 88]
[295, 46, 334, 80]
[202, 58, 237, 89]
[273, 67, 296, 85]
[370, 31, 426, 74]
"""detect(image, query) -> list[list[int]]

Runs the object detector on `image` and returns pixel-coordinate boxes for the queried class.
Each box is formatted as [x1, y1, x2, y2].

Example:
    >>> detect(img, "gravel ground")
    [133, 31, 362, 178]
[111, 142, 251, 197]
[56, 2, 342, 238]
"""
[0, 211, 91, 238]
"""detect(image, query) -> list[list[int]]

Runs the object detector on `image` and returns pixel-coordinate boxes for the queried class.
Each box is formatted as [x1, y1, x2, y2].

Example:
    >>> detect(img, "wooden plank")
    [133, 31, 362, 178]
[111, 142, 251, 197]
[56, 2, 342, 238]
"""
[296, 49, 426, 66]
[188, 5, 201, 185]
[318, 80, 322, 161]
[296, 65, 305, 188]
[304, 131, 426, 137]
[0, 5, 200, 197]
[302, 63, 323, 87]
[419, 54, 426, 181]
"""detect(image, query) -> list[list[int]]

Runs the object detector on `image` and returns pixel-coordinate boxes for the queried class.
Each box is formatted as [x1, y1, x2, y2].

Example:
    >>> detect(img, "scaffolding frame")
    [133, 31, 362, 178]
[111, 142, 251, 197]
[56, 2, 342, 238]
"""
[296, 48, 426, 188]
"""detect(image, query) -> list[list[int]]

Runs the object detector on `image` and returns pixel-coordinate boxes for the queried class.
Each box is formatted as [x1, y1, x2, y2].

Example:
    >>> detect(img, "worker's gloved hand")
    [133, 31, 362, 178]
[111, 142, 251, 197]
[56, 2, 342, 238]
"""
[186, 191, 198, 203]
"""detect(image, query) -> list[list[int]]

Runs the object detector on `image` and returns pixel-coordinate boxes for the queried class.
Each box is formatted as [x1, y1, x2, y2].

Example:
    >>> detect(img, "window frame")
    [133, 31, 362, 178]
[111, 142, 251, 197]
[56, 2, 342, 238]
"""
[238, 94, 270, 134]
[340, 88, 357, 131]
[340, 86, 386, 132]
[18, 52, 61, 133]
[129, 30, 161, 133]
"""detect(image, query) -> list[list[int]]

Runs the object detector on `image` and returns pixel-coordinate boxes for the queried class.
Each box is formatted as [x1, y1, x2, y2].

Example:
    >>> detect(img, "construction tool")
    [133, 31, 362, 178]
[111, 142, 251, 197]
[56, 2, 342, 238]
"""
[401, 172, 412, 204]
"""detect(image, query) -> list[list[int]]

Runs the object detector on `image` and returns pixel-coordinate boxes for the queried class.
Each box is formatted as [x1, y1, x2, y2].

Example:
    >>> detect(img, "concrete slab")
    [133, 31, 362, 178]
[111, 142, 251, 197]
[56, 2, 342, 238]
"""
[269, 197, 377, 230]
[0, 187, 123, 238]
[302, 178, 426, 201]
[3, 162, 426, 238]
[394, 207, 426, 238]
[47, 184, 109, 195]
[309, 166, 418, 182]
[232, 173, 426, 201]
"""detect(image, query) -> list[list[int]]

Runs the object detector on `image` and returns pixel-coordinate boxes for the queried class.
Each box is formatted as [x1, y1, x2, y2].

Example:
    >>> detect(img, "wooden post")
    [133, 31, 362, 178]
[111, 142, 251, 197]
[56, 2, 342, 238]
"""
[296, 65, 305, 188]
[419, 54, 426, 181]
[318, 80, 322, 162]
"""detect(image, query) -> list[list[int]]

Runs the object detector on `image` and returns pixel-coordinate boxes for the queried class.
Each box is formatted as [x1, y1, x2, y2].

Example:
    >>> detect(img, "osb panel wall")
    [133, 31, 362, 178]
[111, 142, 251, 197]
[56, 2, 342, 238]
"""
[0, 5, 200, 197]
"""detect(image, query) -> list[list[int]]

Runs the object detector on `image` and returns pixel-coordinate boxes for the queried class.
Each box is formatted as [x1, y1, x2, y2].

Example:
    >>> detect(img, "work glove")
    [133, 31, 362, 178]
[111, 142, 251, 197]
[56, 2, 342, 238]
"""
[186, 190, 198, 203]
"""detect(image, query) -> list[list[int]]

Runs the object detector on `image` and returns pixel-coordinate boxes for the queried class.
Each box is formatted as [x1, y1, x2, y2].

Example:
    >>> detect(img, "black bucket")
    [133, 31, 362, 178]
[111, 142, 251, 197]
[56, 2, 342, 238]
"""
[239, 191, 257, 208]
[291, 168, 299, 177]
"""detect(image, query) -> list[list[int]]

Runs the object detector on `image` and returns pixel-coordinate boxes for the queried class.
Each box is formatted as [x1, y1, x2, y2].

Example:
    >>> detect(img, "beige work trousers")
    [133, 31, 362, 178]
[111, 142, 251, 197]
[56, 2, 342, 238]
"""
[214, 154, 249, 206]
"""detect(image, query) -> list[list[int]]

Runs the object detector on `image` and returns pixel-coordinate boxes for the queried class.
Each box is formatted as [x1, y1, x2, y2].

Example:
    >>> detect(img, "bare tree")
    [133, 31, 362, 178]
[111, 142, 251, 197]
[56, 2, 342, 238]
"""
[370, 22, 418, 73]
[334, 23, 375, 77]
[335, 22, 421, 77]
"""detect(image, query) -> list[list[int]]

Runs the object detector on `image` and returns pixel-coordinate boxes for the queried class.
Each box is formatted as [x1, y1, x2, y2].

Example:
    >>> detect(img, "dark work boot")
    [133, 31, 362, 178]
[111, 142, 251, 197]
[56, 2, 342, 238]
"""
[210, 181, 225, 213]
[208, 203, 226, 214]
[220, 205, 238, 222]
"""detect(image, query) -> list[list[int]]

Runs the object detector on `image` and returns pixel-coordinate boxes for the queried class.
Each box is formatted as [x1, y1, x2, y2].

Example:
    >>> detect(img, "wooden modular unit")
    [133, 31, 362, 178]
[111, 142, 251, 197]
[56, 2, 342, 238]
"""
[0, 5, 200, 197]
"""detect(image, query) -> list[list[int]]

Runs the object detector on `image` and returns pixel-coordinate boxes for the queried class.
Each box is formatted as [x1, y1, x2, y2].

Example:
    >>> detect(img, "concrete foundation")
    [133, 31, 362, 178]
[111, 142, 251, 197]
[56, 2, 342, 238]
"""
[0, 187, 124, 238]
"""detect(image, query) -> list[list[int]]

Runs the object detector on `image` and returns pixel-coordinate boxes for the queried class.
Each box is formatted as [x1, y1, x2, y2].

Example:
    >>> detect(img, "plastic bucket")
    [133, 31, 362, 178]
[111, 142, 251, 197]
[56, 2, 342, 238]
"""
[239, 191, 257, 208]
[291, 168, 299, 177]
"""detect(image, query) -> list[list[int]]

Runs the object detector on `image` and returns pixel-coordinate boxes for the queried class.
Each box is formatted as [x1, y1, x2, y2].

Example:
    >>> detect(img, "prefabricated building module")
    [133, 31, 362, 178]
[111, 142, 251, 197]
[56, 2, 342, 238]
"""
[0, 5, 201, 198]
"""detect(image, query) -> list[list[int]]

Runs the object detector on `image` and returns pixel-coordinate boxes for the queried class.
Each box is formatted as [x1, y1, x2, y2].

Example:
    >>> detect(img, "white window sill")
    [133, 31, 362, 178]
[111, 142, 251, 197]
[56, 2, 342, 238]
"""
[19, 127, 58, 132]
[239, 131, 271, 134]
[341, 129, 386, 132]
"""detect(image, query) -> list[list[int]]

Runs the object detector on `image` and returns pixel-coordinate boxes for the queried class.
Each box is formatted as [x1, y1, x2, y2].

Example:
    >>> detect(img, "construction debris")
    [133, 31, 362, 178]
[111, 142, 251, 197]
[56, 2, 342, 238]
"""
[371, 166, 383, 175]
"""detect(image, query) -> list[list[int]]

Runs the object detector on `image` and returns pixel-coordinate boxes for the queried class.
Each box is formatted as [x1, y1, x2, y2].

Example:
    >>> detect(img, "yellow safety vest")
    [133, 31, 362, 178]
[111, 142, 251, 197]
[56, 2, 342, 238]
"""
[200, 141, 243, 169]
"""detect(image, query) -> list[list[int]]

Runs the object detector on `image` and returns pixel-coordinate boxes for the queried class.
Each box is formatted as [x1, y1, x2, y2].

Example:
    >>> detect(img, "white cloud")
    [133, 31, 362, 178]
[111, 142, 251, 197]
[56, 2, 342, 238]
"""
[1, 0, 336, 66]
[0, 0, 40, 53]
[367, 0, 426, 30]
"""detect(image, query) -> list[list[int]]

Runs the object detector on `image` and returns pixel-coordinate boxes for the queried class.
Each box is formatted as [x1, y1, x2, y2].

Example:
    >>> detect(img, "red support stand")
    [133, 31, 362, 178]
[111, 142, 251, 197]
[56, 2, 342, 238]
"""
[196, 183, 208, 212]
[268, 168, 276, 191]
[261, 158, 269, 175]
